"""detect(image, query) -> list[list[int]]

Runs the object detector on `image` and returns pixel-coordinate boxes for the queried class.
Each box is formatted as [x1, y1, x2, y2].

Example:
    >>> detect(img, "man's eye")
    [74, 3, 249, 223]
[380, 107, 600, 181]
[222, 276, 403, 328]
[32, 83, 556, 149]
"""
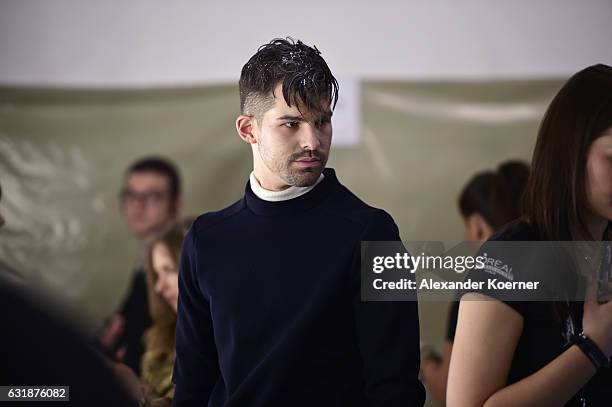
[284, 121, 299, 129]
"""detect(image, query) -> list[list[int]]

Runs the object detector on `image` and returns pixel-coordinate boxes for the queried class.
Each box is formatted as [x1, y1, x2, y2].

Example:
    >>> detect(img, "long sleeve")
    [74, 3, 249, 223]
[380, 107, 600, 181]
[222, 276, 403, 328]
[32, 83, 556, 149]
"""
[352, 211, 426, 407]
[172, 226, 220, 406]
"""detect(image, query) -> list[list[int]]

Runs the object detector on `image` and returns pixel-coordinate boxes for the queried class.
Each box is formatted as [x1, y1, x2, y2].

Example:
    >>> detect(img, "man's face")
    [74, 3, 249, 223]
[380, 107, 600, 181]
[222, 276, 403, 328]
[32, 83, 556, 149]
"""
[252, 83, 332, 189]
[120, 172, 176, 240]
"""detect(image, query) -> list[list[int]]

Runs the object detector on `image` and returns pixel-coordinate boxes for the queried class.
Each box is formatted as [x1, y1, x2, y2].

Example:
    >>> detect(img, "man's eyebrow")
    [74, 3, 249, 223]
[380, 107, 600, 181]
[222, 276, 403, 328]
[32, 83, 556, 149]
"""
[276, 111, 333, 122]
[276, 115, 305, 121]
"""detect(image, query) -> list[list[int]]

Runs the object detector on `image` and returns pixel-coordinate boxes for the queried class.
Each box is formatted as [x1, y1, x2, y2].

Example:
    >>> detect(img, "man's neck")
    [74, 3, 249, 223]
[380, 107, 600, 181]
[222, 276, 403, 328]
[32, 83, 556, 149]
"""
[251, 172, 289, 191]
[251, 162, 291, 191]
[249, 171, 324, 202]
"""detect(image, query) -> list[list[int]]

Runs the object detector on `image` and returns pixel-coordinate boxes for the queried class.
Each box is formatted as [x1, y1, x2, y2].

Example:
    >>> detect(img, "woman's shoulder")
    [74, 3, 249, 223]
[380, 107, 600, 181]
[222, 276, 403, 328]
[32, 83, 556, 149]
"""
[469, 220, 575, 307]
[490, 220, 541, 242]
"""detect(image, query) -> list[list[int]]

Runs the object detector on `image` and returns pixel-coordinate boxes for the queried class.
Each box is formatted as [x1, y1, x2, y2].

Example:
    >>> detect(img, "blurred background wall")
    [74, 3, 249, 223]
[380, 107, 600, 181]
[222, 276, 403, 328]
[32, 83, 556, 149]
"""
[1, 0, 610, 84]
[0, 1, 611, 405]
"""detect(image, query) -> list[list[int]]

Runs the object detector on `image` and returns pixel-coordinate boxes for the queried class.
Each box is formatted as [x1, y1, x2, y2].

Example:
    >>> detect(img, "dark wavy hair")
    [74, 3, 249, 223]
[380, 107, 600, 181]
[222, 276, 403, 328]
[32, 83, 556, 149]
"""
[522, 64, 612, 240]
[239, 37, 339, 118]
[459, 160, 530, 230]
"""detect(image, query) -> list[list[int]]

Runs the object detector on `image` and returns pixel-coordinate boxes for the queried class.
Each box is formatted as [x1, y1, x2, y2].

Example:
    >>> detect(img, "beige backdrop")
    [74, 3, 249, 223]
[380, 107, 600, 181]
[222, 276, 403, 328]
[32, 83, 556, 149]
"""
[0, 80, 562, 404]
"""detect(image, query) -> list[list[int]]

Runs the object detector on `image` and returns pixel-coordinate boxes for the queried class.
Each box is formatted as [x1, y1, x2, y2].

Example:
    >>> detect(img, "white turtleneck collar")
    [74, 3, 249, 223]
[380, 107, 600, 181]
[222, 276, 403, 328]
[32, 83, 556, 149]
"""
[249, 171, 325, 202]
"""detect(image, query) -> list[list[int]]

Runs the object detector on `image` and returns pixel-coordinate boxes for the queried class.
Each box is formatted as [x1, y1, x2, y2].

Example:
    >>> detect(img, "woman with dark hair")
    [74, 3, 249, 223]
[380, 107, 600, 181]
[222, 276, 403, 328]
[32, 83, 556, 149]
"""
[421, 160, 529, 406]
[459, 161, 530, 242]
[447, 64, 612, 406]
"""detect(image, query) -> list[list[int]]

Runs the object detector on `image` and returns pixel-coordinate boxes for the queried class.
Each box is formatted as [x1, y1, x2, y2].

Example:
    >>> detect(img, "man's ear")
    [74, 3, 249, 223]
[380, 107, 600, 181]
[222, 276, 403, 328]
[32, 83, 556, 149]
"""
[236, 115, 258, 144]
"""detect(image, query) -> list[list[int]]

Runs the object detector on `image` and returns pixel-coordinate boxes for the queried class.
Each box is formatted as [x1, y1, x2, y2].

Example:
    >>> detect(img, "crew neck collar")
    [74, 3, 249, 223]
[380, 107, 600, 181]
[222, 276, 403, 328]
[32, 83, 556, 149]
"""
[244, 168, 337, 216]
[249, 172, 325, 202]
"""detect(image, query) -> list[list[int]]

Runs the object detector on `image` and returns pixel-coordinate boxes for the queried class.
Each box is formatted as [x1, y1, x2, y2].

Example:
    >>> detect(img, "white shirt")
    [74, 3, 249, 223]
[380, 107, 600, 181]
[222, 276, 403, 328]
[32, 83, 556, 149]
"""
[249, 171, 325, 202]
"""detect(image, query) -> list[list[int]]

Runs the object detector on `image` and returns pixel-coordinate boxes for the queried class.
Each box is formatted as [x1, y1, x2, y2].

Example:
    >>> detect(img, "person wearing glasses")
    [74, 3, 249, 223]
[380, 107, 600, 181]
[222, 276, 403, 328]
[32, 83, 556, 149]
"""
[98, 157, 183, 376]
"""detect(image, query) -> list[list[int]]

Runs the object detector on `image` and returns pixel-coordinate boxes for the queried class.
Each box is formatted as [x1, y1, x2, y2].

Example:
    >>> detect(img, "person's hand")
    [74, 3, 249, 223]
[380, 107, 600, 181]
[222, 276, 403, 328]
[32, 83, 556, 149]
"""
[98, 314, 125, 360]
[108, 361, 147, 401]
[420, 356, 441, 385]
[419, 346, 442, 384]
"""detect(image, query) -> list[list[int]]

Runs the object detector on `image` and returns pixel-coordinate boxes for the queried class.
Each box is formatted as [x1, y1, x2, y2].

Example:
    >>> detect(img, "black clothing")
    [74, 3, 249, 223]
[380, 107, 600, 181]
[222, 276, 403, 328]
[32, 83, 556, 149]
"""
[462, 221, 612, 406]
[117, 268, 152, 375]
[445, 300, 460, 342]
[173, 168, 425, 407]
[0, 276, 135, 407]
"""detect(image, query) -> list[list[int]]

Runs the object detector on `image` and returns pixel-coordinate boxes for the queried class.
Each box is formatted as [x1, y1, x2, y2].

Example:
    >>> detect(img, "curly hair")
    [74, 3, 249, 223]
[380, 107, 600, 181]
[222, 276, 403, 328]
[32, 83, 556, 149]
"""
[239, 37, 339, 119]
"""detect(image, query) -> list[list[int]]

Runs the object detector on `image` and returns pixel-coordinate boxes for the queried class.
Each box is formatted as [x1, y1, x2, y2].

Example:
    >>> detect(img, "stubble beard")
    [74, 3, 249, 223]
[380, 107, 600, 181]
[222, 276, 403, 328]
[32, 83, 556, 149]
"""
[281, 165, 323, 187]
[259, 145, 327, 188]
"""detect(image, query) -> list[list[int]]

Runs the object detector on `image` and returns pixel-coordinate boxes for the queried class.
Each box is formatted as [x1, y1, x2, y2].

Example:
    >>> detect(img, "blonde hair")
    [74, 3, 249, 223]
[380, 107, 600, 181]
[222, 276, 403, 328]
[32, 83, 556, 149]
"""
[142, 223, 184, 369]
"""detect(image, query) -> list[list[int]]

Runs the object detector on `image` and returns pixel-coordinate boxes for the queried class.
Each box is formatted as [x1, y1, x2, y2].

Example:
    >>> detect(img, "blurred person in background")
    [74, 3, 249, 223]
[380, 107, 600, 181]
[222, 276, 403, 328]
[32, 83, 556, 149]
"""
[459, 162, 530, 243]
[421, 161, 529, 406]
[98, 157, 182, 375]
[0, 181, 135, 407]
[448, 64, 612, 407]
[109, 222, 188, 407]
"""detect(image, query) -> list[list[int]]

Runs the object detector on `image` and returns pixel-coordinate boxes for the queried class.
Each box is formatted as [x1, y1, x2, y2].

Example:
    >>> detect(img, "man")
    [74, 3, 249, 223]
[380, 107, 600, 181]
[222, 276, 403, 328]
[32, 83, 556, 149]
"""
[99, 157, 182, 375]
[173, 38, 425, 406]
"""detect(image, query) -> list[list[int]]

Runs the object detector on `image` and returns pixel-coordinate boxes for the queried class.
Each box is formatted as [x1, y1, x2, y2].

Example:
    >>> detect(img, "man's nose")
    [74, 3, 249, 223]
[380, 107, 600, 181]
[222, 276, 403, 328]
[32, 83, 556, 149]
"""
[300, 124, 321, 151]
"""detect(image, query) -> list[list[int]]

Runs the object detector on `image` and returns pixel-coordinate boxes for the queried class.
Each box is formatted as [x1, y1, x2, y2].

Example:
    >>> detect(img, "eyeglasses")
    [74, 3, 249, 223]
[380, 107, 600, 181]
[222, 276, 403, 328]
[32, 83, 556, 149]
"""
[120, 189, 169, 205]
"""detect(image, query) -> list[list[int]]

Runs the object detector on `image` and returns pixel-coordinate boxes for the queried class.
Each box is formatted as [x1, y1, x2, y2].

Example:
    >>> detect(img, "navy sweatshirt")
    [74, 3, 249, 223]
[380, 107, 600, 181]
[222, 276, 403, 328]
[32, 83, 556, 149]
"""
[173, 168, 425, 407]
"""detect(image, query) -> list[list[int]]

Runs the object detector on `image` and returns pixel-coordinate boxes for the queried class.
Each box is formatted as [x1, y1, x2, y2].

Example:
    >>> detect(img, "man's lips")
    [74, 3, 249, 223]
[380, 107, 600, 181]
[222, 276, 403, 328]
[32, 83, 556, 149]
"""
[293, 158, 321, 167]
